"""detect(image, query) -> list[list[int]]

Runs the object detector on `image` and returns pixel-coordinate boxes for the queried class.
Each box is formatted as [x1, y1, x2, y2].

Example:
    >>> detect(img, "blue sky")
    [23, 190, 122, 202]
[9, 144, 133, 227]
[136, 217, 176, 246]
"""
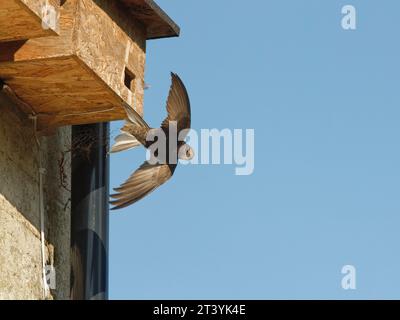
[109, 0, 400, 299]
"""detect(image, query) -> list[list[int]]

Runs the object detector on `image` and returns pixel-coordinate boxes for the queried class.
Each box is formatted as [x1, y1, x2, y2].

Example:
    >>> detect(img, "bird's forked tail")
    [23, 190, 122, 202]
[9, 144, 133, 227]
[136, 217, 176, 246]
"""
[110, 104, 150, 153]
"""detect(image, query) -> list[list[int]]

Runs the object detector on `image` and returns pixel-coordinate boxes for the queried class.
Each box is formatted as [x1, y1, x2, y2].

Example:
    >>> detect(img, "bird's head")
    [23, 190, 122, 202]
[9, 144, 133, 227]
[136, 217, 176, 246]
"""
[178, 143, 195, 161]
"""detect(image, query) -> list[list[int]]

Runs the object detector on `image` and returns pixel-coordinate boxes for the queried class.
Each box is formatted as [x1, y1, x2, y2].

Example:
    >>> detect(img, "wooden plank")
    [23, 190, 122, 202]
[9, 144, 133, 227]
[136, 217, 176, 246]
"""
[0, 0, 78, 63]
[119, 0, 180, 39]
[76, 0, 146, 117]
[0, 0, 59, 42]
[0, 57, 127, 131]
[0, 0, 178, 131]
[0, 0, 145, 130]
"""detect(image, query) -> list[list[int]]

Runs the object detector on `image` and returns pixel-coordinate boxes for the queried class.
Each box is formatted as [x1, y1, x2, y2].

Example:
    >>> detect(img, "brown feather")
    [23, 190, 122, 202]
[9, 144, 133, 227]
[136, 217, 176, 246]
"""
[110, 73, 191, 210]
[161, 73, 191, 138]
[110, 162, 177, 210]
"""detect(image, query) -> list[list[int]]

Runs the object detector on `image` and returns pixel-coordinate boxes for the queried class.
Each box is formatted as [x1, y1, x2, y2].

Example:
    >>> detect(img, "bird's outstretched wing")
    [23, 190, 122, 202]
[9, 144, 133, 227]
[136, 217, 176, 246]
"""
[123, 102, 150, 129]
[110, 103, 150, 153]
[110, 162, 177, 210]
[161, 73, 191, 138]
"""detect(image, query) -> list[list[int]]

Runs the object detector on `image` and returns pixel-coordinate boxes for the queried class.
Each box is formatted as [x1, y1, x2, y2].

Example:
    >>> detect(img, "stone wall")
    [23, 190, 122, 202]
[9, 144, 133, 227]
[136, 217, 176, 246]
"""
[0, 94, 71, 299]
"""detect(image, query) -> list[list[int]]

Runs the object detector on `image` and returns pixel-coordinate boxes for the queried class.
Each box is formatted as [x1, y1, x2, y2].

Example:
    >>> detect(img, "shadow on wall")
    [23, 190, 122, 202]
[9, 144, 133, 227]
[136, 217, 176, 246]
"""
[70, 229, 107, 300]
[0, 95, 72, 299]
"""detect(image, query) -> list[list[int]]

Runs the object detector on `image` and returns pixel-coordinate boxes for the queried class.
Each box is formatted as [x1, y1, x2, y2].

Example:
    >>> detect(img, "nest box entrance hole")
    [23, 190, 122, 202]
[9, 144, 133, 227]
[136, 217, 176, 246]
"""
[124, 67, 136, 93]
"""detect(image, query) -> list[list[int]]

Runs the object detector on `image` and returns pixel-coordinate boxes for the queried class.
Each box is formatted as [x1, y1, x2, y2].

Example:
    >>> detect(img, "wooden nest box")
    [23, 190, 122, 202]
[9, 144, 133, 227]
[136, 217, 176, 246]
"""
[0, 0, 179, 132]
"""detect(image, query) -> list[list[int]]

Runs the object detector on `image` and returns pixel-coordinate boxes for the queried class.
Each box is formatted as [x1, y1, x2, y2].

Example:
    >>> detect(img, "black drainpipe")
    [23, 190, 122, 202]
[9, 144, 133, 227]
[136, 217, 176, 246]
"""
[70, 123, 110, 300]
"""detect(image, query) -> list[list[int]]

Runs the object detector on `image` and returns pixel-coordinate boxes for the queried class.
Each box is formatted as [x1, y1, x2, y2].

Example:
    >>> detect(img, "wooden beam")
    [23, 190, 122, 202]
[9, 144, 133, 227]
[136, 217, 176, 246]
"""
[119, 0, 180, 39]
[0, 0, 178, 132]
[0, 0, 145, 131]
[0, 0, 59, 42]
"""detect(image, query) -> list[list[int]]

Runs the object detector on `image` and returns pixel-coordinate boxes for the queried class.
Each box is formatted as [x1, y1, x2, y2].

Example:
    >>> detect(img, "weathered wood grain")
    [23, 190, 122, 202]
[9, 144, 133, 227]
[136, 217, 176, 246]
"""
[0, 0, 59, 42]
[120, 0, 180, 39]
[0, 0, 179, 131]
[0, 56, 127, 130]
